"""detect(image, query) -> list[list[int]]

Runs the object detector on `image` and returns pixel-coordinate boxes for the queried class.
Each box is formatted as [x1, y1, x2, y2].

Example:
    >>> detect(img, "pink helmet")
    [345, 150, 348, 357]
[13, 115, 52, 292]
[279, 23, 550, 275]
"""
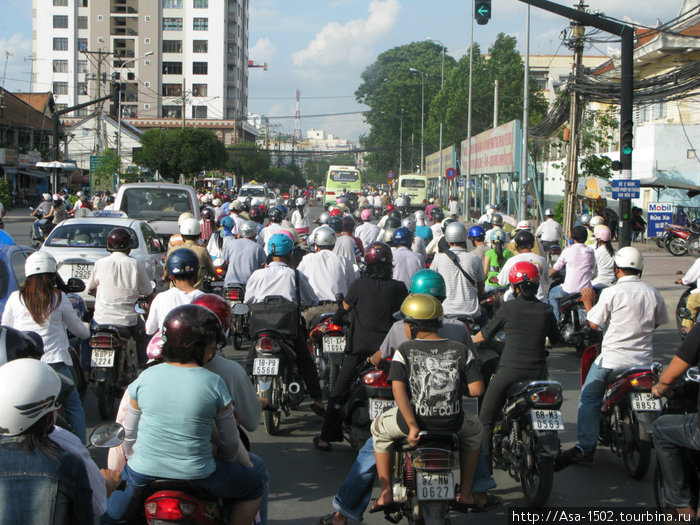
[593, 224, 611, 242]
[278, 228, 296, 243]
[361, 208, 373, 221]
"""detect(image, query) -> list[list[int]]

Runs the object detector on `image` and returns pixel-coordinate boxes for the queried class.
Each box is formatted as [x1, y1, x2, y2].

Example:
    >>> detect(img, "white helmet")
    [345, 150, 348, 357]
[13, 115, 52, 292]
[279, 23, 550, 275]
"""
[239, 220, 258, 239]
[395, 197, 406, 207]
[401, 217, 416, 233]
[204, 194, 213, 203]
[414, 210, 425, 220]
[76, 191, 84, 198]
[43, 193, 52, 201]
[177, 212, 194, 226]
[544, 208, 554, 217]
[52, 193, 61, 201]
[516, 220, 531, 231]
[212, 198, 222, 207]
[313, 226, 336, 248]
[589, 215, 605, 227]
[25, 251, 57, 277]
[580, 213, 591, 226]
[296, 197, 305, 207]
[0, 359, 72, 436]
[444, 222, 467, 243]
[614, 246, 644, 272]
[251, 197, 264, 207]
[180, 218, 201, 236]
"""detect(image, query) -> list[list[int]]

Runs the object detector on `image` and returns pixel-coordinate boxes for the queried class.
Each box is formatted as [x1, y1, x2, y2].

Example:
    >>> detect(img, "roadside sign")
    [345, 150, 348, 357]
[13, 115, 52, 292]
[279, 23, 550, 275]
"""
[282, 192, 289, 199]
[90, 155, 102, 173]
[647, 202, 673, 238]
[446, 167, 457, 179]
[387, 171, 395, 179]
[611, 179, 640, 199]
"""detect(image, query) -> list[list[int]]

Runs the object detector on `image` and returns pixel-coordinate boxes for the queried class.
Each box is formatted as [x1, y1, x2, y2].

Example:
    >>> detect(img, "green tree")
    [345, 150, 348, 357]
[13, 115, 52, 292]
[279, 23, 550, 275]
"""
[91, 148, 120, 192]
[0, 179, 11, 211]
[579, 109, 618, 179]
[227, 143, 271, 182]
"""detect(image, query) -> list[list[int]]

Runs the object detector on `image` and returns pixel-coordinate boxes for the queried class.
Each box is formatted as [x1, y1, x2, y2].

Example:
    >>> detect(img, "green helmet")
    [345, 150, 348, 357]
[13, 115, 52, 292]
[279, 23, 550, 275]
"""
[409, 269, 446, 299]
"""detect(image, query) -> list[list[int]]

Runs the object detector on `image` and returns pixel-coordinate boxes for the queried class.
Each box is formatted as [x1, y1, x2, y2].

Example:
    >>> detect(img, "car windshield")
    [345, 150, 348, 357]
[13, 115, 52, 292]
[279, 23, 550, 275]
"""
[239, 187, 266, 198]
[120, 188, 194, 220]
[46, 224, 138, 249]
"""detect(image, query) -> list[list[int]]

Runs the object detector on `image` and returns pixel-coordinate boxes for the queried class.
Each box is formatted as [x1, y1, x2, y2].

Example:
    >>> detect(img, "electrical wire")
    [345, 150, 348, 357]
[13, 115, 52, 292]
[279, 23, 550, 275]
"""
[676, 99, 700, 166]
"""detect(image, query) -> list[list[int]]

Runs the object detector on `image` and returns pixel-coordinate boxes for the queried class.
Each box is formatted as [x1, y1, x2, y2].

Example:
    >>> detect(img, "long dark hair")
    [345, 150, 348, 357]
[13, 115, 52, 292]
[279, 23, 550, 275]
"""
[514, 282, 538, 300]
[20, 274, 61, 325]
[364, 261, 393, 280]
[21, 413, 60, 458]
[493, 241, 506, 267]
[601, 240, 614, 258]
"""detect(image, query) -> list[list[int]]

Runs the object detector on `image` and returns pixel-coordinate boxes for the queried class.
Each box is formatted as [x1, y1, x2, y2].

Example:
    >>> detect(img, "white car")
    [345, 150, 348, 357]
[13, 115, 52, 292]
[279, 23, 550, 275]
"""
[40, 216, 165, 309]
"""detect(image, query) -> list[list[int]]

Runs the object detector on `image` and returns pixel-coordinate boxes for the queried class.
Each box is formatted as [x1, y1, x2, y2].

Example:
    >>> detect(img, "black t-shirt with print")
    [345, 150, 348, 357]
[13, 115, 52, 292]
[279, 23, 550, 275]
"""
[389, 338, 481, 432]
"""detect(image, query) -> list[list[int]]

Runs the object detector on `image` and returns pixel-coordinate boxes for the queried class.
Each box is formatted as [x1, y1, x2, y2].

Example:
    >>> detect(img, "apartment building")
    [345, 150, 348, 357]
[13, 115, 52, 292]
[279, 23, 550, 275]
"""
[33, 0, 249, 122]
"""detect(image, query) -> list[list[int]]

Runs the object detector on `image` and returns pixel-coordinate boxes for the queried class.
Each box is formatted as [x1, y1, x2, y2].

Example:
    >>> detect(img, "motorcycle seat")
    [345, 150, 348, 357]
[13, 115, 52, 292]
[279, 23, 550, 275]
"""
[445, 314, 474, 324]
[144, 479, 216, 501]
[92, 324, 131, 339]
[391, 431, 459, 451]
[560, 292, 582, 306]
[610, 367, 652, 383]
[506, 380, 536, 398]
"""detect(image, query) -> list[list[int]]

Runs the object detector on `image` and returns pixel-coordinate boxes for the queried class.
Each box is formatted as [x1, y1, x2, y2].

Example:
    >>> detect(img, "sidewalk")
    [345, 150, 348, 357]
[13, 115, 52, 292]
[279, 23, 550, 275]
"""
[5, 208, 35, 223]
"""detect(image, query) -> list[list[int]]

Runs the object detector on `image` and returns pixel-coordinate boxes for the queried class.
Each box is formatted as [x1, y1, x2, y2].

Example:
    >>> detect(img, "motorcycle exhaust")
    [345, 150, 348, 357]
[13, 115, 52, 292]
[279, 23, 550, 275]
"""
[288, 382, 301, 394]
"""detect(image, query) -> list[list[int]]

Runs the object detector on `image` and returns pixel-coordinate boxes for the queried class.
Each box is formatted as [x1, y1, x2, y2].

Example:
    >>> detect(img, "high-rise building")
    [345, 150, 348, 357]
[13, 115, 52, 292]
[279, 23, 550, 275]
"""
[33, 0, 249, 122]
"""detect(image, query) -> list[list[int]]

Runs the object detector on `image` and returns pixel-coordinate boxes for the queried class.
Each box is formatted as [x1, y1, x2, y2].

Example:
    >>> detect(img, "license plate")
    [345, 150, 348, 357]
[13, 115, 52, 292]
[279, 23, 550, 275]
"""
[72, 263, 92, 279]
[369, 399, 395, 420]
[209, 281, 224, 288]
[253, 358, 279, 376]
[91, 349, 115, 368]
[530, 410, 564, 431]
[416, 471, 454, 501]
[630, 392, 661, 411]
[323, 336, 345, 353]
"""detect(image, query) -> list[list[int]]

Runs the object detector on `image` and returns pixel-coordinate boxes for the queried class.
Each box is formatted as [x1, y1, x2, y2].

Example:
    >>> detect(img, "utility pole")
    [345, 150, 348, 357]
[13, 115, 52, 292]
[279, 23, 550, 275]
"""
[493, 79, 499, 128]
[82, 50, 113, 154]
[520, 6, 531, 221]
[466, 0, 475, 214]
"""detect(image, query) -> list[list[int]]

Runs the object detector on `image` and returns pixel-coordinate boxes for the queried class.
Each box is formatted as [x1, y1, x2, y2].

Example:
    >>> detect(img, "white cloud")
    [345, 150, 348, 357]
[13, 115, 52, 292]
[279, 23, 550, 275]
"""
[292, 0, 401, 68]
[249, 38, 278, 63]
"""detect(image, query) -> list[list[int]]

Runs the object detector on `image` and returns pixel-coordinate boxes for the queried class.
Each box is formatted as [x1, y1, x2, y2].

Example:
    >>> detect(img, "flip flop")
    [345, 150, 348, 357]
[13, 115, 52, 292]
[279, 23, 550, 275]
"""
[471, 492, 501, 513]
[319, 513, 342, 525]
[313, 436, 332, 452]
[310, 403, 326, 417]
[369, 498, 400, 514]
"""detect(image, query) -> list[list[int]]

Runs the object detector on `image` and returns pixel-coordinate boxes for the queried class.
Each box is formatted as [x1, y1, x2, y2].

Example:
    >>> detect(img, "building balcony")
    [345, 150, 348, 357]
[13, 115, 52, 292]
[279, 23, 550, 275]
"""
[111, 27, 138, 36]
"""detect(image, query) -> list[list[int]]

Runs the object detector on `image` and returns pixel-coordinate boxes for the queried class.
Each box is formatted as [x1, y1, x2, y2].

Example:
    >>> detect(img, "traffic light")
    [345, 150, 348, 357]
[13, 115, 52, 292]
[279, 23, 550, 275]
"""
[621, 119, 633, 156]
[109, 82, 121, 118]
[475, 0, 491, 25]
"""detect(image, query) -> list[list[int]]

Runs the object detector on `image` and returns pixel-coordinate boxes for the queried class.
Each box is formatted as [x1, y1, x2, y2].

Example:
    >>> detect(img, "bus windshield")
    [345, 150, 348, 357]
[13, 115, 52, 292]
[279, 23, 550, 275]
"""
[329, 170, 359, 183]
[400, 178, 425, 188]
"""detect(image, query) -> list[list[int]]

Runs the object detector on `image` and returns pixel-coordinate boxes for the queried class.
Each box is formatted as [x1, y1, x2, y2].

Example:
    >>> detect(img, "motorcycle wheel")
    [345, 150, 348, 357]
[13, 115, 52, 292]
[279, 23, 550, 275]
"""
[95, 369, 118, 420]
[30, 230, 41, 248]
[656, 237, 666, 249]
[328, 360, 340, 396]
[689, 237, 700, 258]
[621, 414, 651, 480]
[668, 237, 688, 256]
[261, 376, 282, 436]
[520, 430, 554, 508]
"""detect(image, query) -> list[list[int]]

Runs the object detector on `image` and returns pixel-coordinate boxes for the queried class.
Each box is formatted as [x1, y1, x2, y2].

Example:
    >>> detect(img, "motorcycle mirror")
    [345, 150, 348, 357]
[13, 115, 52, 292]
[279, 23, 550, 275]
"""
[134, 304, 147, 315]
[66, 277, 86, 293]
[89, 422, 125, 448]
[687, 367, 700, 384]
[651, 362, 663, 376]
[678, 307, 693, 319]
[29, 206, 34, 212]
[232, 303, 249, 316]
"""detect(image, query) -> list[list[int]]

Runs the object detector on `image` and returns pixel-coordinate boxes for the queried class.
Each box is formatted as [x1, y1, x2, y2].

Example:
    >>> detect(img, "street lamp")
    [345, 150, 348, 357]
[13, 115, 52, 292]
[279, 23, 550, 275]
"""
[409, 67, 425, 175]
[117, 51, 153, 161]
[427, 37, 446, 201]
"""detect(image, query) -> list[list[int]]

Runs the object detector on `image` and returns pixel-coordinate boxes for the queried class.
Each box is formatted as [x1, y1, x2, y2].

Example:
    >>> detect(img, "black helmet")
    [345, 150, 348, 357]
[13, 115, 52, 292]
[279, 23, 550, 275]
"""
[385, 216, 401, 230]
[329, 216, 343, 233]
[0, 327, 43, 365]
[388, 210, 402, 221]
[166, 248, 200, 277]
[430, 207, 445, 222]
[514, 230, 535, 249]
[161, 305, 226, 366]
[268, 207, 283, 223]
[107, 227, 132, 252]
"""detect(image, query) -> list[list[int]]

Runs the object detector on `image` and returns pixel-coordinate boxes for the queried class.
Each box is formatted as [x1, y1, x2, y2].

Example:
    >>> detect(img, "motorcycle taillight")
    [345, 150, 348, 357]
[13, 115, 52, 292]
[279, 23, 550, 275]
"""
[363, 369, 390, 388]
[145, 496, 197, 520]
[215, 266, 224, 276]
[226, 289, 241, 300]
[629, 372, 654, 390]
[412, 449, 458, 471]
[529, 388, 562, 406]
[90, 334, 120, 349]
[256, 335, 279, 353]
[481, 296, 495, 305]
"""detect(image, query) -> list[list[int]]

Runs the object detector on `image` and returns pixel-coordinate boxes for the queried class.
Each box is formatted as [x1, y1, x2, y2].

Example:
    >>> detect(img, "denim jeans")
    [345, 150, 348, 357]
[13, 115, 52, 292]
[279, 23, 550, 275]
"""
[548, 285, 567, 323]
[653, 414, 700, 507]
[51, 362, 86, 445]
[33, 218, 48, 239]
[332, 438, 496, 522]
[577, 361, 614, 452]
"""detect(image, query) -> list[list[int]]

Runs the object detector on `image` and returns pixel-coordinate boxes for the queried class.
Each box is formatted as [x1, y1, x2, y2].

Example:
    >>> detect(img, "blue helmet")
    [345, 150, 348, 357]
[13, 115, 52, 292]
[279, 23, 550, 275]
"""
[328, 216, 343, 234]
[392, 227, 413, 247]
[278, 205, 288, 216]
[268, 233, 293, 256]
[468, 225, 485, 239]
[167, 248, 199, 277]
[220, 216, 234, 230]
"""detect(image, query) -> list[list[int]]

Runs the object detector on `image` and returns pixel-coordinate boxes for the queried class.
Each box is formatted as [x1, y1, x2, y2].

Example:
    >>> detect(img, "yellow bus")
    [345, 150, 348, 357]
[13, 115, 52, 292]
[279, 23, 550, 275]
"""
[323, 165, 362, 205]
[397, 173, 428, 209]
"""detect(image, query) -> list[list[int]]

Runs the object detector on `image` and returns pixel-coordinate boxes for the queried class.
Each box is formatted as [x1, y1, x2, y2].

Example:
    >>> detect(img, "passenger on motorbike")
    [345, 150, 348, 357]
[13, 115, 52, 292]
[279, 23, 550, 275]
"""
[472, 262, 559, 465]
[102, 305, 264, 525]
[413, 210, 434, 244]
[167, 212, 193, 250]
[1, 252, 90, 444]
[557, 247, 669, 468]
[228, 200, 247, 235]
[676, 254, 700, 333]
[87, 227, 154, 365]
[291, 197, 311, 235]
[429, 206, 446, 240]
[497, 230, 550, 303]
[219, 220, 266, 288]
[651, 323, 700, 520]
[536, 209, 562, 251]
[401, 216, 427, 259]
[164, 218, 219, 290]
[484, 229, 514, 292]
[44, 193, 69, 227]
[0, 359, 94, 525]
[371, 294, 485, 512]
[591, 225, 616, 288]
[376, 204, 394, 230]
[391, 227, 426, 288]
[484, 214, 508, 248]
[258, 207, 285, 255]
[32, 193, 54, 239]
[313, 242, 408, 452]
[355, 208, 380, 251]
[331, 216, 362, 263]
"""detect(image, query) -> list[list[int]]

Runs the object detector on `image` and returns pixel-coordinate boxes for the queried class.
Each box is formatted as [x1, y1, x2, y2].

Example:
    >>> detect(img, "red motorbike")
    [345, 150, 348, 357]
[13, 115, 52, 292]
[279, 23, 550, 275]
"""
[309, 313, 346, 397]
[661, 223, 700, 257]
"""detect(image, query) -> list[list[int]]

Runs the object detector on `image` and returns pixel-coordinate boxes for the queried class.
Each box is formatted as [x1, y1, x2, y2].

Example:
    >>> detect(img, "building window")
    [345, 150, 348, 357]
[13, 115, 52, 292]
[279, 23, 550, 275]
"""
[53, 15, 69, 28]
[53, 82, 68, 95]
[162, 105, 182, 119]
[77, 82, 88, 95]
[74, 107, 89, 117]
[192, 83, 207, 96]
[78, 60, 88, 73]
[688, 149, 697, 160]
[97, 14, 103, 21]
[192, 106, 207, 119]
[78, 16, 88, 29]
[55, 104, 68, 112]
[192, 62, 208, 75]
[53, 38, 68, 51]
[162, 0, 183, 7]
[193, 18, 208, 30]
[193, 40, 208, 53]
[53, 60, 69, 73]
[144, 103, 151, 110]
[79, 0, 88, 6]
[145, 15, 151, 21]
[652, 101, 667, 120]
[78, 38, 88, 51]
[53, 0, 68, 5]
[163, 17, 183, 31]
[162, 40, 182, 53]
[162, 83, 183, 96]
[193, 0, 208, 7]
[162, 61, 182, 75]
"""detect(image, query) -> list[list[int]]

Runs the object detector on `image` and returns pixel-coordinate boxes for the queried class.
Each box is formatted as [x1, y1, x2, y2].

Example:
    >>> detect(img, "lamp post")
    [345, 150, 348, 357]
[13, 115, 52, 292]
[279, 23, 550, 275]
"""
[427, 38, 446, 202]
[117, 51, 153, 161]
[408, 67, 425, 175]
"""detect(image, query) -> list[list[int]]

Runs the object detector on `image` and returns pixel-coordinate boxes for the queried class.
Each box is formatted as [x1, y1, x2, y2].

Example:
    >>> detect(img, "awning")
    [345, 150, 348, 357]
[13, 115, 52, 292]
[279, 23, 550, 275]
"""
[17, 169, 50, 179]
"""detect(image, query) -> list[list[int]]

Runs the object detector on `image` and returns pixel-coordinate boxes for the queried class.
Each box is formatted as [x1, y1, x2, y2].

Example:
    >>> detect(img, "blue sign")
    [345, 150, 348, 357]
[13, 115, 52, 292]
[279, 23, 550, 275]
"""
[647, 202, 673, 238]
[446, 167, 457, 179]
[387, 171, 395, 179]
[611, 179, 640, 199]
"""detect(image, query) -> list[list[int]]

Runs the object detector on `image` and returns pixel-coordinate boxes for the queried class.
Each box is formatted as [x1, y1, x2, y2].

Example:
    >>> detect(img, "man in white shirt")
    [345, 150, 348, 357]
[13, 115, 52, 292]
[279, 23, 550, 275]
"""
[448, 195, 461, 218]
[257, 206, 285, 255]
[535, 209, 563, 250]
[391, 227, 425, 288]
[677, 255, 700, 332]
[220, 221, 266, 287]
[355, 209, 380, 251]
[497, 230, 550, 303]
[87, 227, 154, 363]
[557, 247, 668, 468]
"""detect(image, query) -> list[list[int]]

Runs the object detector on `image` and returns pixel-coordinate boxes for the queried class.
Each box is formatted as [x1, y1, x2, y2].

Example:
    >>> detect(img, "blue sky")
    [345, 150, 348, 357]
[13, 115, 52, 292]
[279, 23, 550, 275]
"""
[0, 0, 685, 142]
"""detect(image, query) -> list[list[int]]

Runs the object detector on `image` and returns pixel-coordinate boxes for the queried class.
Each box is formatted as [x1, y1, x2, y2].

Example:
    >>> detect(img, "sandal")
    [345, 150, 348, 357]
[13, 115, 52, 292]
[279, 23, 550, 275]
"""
[310, 403, 326, 417]
[369, 498, 400, 514]
[313, 436, 332, 452]
[319, 512, 344, 525]
[471, 492, 501, 512]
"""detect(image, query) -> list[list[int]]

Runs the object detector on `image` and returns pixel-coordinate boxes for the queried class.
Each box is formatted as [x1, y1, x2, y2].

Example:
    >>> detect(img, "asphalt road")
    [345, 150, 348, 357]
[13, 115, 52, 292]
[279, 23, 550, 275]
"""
[4, 211, 696, 525]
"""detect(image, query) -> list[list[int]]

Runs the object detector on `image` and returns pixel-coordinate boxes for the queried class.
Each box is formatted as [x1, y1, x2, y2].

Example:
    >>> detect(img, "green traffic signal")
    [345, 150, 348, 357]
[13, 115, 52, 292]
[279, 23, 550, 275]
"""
[475, 0, 491, 25]
[621, 144, 633, 155]
[621, 119, 633, 156]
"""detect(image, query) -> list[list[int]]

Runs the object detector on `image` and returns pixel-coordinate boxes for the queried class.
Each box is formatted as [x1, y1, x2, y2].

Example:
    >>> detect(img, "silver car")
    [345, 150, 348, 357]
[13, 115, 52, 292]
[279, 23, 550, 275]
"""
[40, 217, 165, 309]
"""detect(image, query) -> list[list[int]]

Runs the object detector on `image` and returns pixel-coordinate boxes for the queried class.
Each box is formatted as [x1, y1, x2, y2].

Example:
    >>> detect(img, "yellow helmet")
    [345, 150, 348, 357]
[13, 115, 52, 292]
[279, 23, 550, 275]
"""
[395, 294, 443, 322]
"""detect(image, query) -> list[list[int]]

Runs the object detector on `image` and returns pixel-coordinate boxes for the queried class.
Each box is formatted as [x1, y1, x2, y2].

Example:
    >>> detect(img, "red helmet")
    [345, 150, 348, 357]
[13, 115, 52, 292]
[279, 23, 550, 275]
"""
[107, 227, 132, 252]
[508, 261, 541, 285]
[365, 242, 392, 265]
[192, 293, 233, 334]
[329, 208, 342, 217]
[386, 204, 395, 213]
[249, 206, 263, 219]
[162, 305, 226, 365]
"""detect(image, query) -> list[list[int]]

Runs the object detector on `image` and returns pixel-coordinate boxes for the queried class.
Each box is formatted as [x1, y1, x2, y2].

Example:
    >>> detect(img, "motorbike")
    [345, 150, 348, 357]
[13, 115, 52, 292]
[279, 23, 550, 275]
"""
[492, 379, 564, 507]
[543, 243, 561, 267]
[29, 208, 54, 247]
[662, 224, 699, 256]
[653, 366, 700, 511]
[308, 303, 345, 397]
[225, 284, 248, 350]
[676, 283, 697, 340]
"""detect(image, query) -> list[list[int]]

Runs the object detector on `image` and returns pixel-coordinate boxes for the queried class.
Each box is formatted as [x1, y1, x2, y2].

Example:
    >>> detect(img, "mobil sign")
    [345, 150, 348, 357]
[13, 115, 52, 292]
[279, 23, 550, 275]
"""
[647, 202, 673, 238]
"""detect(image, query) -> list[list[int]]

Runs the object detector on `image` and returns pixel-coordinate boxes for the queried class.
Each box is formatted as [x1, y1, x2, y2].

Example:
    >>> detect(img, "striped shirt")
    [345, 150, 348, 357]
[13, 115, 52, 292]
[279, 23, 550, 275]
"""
[430, 247, 484, 316]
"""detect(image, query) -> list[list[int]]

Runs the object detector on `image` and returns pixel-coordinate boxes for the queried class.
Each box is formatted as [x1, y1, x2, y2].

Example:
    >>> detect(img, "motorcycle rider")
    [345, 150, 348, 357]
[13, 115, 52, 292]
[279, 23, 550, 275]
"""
[376, 204, 395, 230]
[371, 294, 484, 513]
[413, 210, 433, 244]
[651, 323, 700, 520]
[167, 212, 194, 250]
[468, 225, 489, 260]
[245, 233, 325, 416]
[258, 206, 285, 254]
[330, 216, 361, 263]
[391, 226, 425, 288]
[32, 193, 54, 239]
[228, 200, 247, 235]
[297, 225, 355, 325]
[291, 197, 311, 235]
[401, 217, 427, 259]
[557, 247, 668, 467]
[536, 208, 563, 251]
[87, 227, 154, 365]
[43, 193, 69, 228]
[355, 208, 380, 251]
[676, 254, 700, 333]
[429, 206, 446, 239]
[591, 225, 616, 288]
[484, 229, 514, 292]
[497, 230, 550, 303]
[164, 218, 218, 290]
[449, 194, 461, 218]
[313, 242, 408, 452]
[219, 220, 266, 289]
[548, 225, 595, 323]
[102, 305, 265, 525]
[484, 213, 507, 247]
